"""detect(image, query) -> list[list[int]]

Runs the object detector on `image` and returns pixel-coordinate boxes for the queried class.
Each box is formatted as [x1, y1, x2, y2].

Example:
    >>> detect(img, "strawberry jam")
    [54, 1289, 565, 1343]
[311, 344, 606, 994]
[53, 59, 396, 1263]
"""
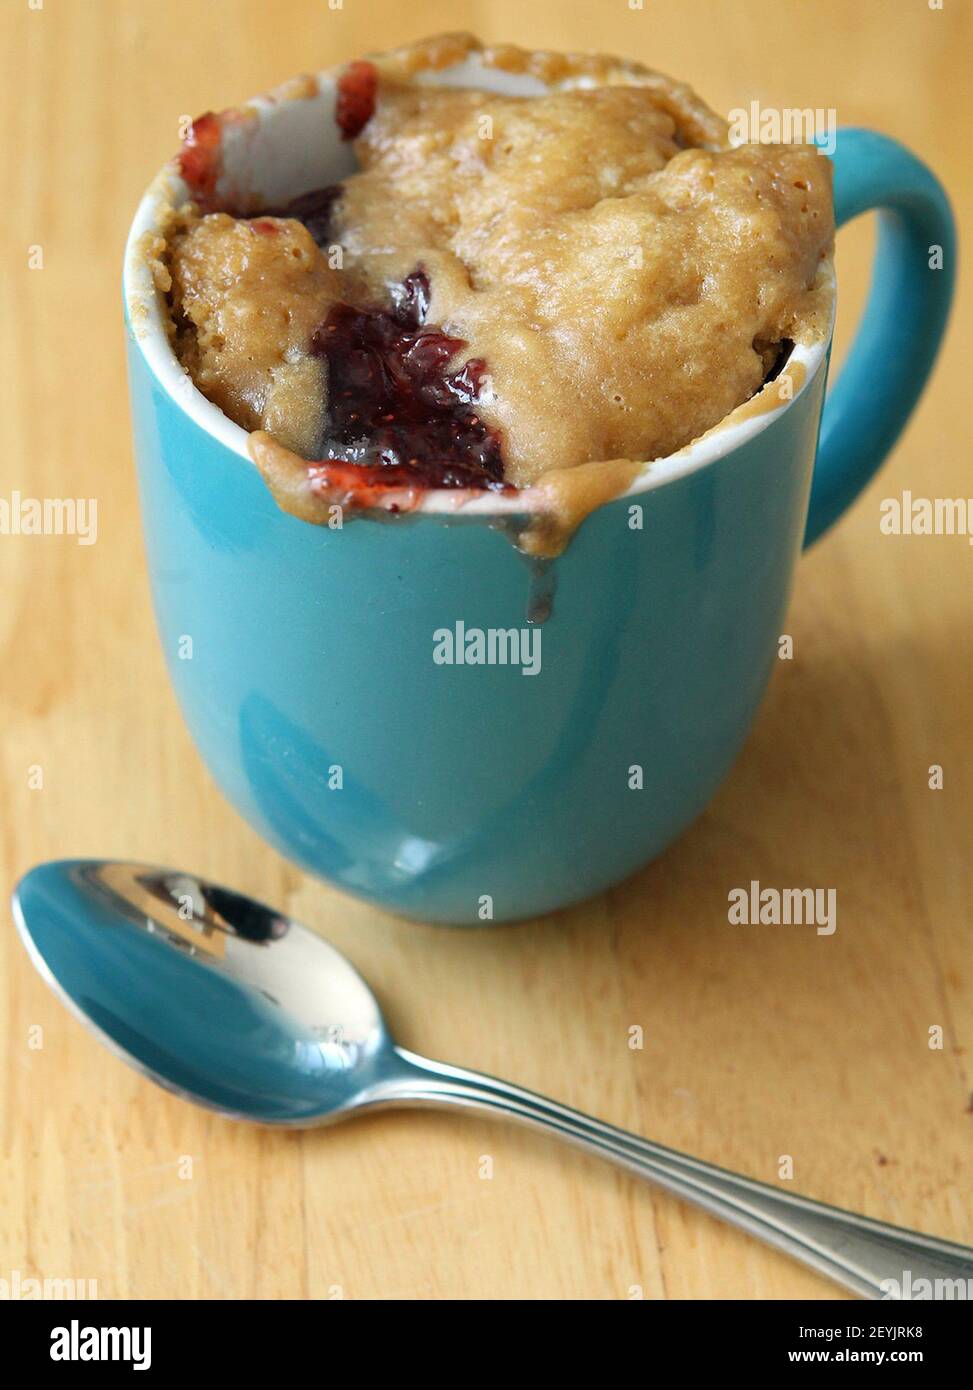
[309, 269, 506, 490]
[177, 54, 377, 210]
[177, 112, 223, 210]
[336, 61, 379, 140]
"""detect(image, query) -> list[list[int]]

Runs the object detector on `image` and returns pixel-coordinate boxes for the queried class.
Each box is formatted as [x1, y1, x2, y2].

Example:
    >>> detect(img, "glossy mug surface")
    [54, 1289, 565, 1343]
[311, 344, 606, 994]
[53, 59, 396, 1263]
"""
[124, 59, 954, 923]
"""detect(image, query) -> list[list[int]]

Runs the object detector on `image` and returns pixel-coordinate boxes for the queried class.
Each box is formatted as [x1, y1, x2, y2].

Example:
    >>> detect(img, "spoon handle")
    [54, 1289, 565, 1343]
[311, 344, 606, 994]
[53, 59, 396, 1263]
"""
[381, 1047, 973, 1299]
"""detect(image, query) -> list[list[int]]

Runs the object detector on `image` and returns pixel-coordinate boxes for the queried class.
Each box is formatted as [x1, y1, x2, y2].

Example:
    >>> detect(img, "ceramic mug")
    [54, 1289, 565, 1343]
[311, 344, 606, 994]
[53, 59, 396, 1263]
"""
[124, 58, 955, 924]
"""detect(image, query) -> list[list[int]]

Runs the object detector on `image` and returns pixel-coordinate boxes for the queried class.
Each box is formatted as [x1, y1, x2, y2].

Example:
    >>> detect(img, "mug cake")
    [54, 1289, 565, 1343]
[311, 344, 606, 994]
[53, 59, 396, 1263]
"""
[144, 33, 834, 553]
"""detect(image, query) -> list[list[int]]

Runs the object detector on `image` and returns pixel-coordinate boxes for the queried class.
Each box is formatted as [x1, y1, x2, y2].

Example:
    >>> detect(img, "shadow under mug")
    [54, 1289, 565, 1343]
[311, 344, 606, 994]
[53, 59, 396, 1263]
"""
[124, 79, 955, 923]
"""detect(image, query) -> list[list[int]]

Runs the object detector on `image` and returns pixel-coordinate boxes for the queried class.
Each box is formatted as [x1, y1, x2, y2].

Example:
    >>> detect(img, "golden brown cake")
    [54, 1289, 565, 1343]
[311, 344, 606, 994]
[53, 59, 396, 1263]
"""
[152, 34, 835, 551]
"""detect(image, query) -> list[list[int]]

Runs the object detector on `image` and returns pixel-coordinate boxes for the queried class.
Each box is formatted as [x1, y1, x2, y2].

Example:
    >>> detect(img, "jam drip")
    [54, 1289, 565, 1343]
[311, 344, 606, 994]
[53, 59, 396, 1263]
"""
[336, 61, 378, 140]
[310, 269, 507, 490]
[178, 112, 223, 210]
[176, 51, 377, 213]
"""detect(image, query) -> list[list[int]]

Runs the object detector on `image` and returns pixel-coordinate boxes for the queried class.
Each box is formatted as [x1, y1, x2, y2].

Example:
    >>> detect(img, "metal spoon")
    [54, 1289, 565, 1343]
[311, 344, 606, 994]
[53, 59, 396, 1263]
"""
[13, 859, 973, 1299]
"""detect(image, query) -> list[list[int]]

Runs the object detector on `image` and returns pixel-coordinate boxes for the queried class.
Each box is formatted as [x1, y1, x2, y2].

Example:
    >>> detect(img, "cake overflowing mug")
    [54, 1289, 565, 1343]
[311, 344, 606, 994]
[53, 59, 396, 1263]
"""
[124, 39, 955, 923]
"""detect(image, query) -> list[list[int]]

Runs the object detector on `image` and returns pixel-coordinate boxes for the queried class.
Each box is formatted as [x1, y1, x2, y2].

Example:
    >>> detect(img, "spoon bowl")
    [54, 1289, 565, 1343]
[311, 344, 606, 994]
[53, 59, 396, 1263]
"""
[13, 859, 395, 1123]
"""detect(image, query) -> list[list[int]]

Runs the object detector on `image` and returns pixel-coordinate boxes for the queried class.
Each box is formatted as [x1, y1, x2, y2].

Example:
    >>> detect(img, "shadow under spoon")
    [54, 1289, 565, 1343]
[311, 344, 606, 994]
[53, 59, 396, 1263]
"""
[13, 858, 973, 1300]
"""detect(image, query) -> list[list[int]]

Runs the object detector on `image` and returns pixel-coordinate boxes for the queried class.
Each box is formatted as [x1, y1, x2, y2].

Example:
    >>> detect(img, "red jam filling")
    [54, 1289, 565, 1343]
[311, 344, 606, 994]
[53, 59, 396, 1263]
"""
[335, 61, 379, 140]
[175, 69, 509, 494]
[309, 269, 507, 491]
[177, 112, 223, 210]
[177, 55, 377, 207]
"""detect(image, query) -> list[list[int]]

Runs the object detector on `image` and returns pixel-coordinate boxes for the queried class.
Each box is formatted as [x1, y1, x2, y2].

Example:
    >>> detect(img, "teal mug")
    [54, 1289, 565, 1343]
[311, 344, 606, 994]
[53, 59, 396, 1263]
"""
[124, 62, 954, 925]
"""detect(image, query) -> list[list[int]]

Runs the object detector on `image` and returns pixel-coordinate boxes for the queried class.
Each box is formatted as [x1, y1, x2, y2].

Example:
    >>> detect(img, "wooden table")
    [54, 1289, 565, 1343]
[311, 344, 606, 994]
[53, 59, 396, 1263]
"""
[2, 0, 970, 1300]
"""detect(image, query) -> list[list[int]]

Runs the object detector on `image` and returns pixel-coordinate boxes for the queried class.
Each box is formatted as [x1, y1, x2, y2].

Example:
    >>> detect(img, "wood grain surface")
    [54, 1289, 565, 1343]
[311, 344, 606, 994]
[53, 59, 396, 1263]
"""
[1, 0, 970, 1301]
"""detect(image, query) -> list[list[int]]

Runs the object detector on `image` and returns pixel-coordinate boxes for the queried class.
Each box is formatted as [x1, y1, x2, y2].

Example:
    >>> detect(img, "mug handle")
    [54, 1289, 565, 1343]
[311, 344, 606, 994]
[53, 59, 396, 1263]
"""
[804, 128, 956, 547]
